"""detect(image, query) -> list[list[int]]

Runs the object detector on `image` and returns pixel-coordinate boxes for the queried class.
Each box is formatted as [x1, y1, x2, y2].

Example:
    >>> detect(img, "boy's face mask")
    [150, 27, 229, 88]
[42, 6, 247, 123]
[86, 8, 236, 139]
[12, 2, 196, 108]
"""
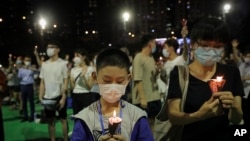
[162, 48, 170, 57]
[98, 84, 127, 103]
[47, 48, 55, 57]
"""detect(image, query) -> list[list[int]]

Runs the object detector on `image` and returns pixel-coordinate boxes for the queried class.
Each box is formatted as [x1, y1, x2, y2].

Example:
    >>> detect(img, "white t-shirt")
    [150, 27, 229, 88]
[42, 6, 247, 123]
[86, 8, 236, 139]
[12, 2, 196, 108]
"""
[239, 62, 250, 98]
[164, 56, 186, 76]
[71, 66, 95, 93]
[161, 56, 186, 97]
[39, 58, 68, 99]
[132, 53, 160, 104]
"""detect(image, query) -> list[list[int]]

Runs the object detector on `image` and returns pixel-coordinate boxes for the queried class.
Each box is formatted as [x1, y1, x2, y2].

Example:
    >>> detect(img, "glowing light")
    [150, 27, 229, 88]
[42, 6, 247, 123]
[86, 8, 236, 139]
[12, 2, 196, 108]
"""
[39, 18, 47, 29]
[223, 4, 231, 13]
[122, 12, 130, 22]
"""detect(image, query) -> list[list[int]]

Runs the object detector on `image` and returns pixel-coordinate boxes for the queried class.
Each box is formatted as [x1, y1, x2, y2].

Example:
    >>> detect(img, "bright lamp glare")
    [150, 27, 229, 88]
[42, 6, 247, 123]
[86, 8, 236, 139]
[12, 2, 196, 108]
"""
[223, 4, 231, 13]
[123, 12, 130, 22]
[39, 18, 47, 29]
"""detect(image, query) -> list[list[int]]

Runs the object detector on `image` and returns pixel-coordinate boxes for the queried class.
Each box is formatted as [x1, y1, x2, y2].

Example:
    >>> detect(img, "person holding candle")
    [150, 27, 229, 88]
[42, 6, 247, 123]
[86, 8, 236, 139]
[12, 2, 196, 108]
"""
[71, 48, 154, 141]
[166, 17, 244, 141]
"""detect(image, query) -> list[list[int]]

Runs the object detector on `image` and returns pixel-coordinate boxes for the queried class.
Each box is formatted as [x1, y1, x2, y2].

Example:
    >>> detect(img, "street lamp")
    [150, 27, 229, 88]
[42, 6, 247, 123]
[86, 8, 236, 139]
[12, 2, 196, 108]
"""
[39, 18, 47, 36]
[122, 12, 130, 30]
[223, 3, 231, 21]
[39, 18, 47, 49]
[121, 11, 130, 46]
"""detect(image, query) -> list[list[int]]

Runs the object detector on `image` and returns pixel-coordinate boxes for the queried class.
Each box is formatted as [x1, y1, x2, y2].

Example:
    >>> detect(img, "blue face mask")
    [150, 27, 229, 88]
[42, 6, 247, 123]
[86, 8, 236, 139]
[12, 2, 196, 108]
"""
[194, 47, 223, 66]
[16, 60, 22, 65]
[151, 46, 156, 53]
[162, 48, 170, 57]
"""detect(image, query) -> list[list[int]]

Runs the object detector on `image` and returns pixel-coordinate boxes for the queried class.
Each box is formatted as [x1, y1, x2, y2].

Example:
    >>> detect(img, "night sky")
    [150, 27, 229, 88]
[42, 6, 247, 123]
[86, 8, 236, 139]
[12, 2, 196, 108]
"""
[0, 0, 250, 66]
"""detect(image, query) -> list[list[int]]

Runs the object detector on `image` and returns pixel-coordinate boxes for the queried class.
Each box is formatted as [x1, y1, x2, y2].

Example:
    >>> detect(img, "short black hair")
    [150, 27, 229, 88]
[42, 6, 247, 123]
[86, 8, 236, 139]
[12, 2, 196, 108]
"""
[46, 40, 62, 48]
[190, 17, 229, 44]
[140, 34, 155, 48]
[164, 38, 179, 52]
[96, 48, 130, 73]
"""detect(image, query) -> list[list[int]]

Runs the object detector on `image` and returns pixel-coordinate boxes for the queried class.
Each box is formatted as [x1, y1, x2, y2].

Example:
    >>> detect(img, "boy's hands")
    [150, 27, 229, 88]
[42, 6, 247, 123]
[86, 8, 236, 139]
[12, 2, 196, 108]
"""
[100, 134, 126, 141]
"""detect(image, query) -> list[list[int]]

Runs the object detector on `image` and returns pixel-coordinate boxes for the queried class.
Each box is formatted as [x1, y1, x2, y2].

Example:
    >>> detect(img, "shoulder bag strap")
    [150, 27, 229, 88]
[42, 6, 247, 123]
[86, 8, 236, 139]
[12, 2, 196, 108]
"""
[177, 65, 189, 112]
[74, 72, 82, 83]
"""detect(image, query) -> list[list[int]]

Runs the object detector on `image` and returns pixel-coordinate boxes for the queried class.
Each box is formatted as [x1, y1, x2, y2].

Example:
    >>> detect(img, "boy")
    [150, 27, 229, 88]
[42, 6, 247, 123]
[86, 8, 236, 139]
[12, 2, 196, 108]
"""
[71, 48, 154, 141]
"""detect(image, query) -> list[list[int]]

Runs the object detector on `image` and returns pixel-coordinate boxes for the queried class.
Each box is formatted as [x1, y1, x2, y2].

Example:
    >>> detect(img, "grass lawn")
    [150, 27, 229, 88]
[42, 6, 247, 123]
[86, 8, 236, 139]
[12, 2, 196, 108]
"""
[2, 101, 74, 141]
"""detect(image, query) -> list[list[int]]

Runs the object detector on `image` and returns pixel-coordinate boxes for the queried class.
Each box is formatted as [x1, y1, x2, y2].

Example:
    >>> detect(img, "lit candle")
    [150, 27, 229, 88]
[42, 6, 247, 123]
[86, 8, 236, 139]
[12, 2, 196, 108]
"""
[215, 76, 223, 82]
[209, 76, 226, 93]
[181, 18, 187, 26]
[108, 110, 122, 136]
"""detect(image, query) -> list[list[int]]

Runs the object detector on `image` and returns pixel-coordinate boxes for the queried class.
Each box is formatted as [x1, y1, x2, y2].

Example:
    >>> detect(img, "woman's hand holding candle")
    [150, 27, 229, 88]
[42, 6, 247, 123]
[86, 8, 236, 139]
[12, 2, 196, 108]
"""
[212, 91, 234, 109]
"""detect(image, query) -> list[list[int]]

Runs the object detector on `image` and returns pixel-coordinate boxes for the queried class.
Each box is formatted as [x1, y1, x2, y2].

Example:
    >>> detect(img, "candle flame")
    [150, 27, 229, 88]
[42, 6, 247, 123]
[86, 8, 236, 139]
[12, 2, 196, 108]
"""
[216, 76, 223, 82]
[113, 110, 116, 117]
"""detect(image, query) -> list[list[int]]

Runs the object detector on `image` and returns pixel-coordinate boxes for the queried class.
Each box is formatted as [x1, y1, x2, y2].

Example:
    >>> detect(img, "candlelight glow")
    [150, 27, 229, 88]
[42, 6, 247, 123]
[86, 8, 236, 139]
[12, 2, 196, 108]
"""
[113, 110, 116, 117]
[216, 76, 223, 82]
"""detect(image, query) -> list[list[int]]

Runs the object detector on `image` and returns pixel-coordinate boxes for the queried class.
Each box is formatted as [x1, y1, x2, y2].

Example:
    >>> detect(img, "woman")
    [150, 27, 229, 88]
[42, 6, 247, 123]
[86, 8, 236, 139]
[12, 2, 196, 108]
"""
[70, 48, 95, 114]
[167, 17, 243, 140]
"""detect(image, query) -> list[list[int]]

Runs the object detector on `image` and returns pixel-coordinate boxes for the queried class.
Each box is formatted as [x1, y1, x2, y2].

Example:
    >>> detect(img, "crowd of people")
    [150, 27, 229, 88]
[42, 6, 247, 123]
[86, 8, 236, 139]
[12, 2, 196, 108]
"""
[0, 17, 249, 141]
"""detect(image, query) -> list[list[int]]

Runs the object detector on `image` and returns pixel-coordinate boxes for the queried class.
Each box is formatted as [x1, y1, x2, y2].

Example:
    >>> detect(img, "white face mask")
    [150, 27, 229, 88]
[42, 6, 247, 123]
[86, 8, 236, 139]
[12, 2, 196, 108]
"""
[24, 61, 31, 66]
[99, 84, 127, 103]
[47, 48, 55, 57]
[162, 48, 170, 57]
[73, 57, 82, 65]
[244, 58, 250, 64]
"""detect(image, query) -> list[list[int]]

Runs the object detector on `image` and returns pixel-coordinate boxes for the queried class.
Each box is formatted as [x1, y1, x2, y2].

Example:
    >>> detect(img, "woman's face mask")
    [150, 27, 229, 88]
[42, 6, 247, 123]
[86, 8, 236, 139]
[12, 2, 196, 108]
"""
[98, 84, 127, 103]
[194, 47, 224, 66]
[73, 57, 82, 65]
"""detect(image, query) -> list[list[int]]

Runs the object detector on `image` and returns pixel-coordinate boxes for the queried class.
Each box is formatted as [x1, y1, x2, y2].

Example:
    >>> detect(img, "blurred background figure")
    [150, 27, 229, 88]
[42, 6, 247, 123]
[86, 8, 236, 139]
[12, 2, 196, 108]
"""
[18, 56, 35, 122]
[70, 48, 95, 115]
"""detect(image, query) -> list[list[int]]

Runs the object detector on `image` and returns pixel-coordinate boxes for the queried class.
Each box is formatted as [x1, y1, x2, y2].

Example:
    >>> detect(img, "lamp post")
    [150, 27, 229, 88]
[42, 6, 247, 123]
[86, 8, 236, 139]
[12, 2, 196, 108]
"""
[122, 12, 130, 46]
[39, 18, 47, 49]
[223, 3, 231, 21]
[122, 12, 130, 30]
